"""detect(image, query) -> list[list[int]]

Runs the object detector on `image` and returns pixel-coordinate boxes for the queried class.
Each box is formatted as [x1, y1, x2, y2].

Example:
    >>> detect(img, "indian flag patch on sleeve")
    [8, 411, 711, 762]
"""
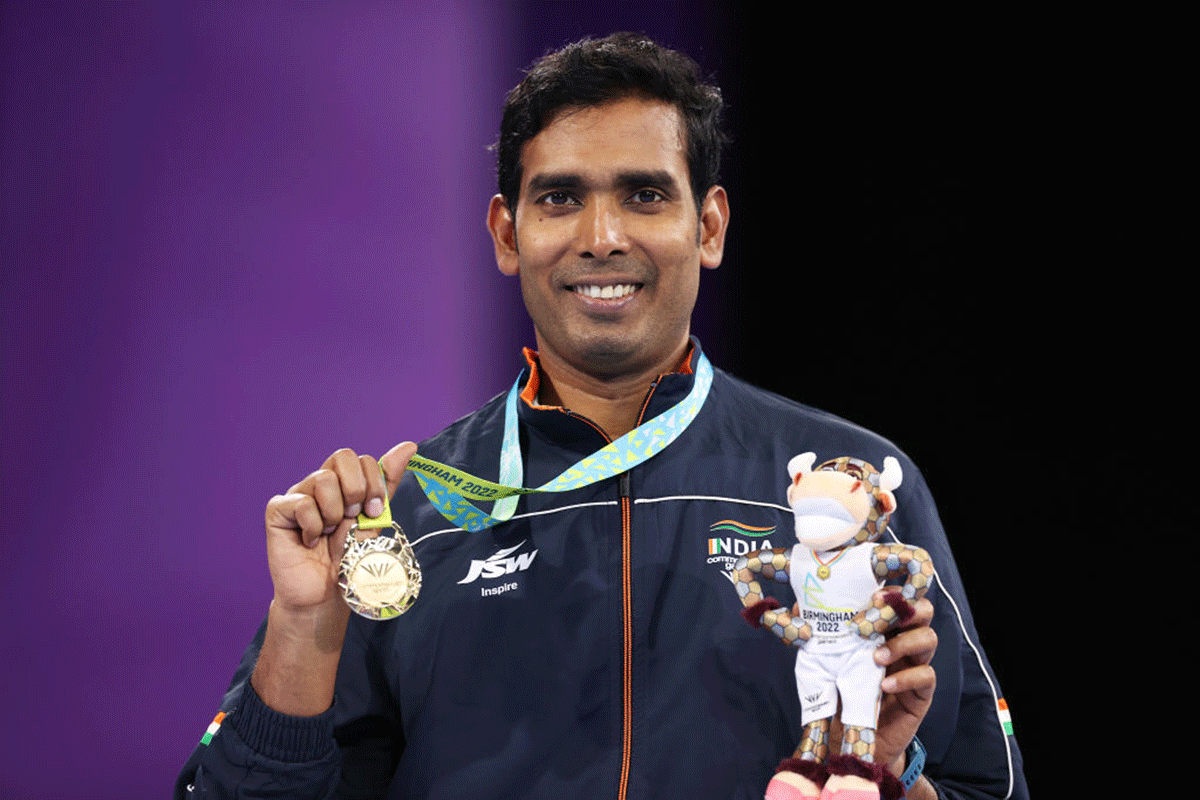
[200, 711, 226, 746]
[997, 698, 1013, 735]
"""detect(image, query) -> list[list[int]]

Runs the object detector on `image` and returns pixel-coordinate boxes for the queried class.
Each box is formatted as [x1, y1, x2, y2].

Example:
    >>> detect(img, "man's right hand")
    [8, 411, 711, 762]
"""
[251, 441, 417, 716]
[263, 442, 418, 615]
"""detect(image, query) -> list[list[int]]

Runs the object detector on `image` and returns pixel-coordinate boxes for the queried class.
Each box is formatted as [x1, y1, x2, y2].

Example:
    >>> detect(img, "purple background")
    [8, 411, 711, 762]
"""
[1, 3, 730, 798]
[2, 3, 512, 797]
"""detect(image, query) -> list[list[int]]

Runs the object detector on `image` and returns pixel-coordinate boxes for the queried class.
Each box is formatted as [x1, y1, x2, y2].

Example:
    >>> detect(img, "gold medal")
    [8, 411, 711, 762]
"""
[813, 549, 843, 580]
[338, 522, 421, 620]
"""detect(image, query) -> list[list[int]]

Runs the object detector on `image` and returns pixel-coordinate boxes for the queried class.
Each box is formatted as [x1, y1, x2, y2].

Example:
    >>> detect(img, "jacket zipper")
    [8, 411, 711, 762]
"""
[617, 380, 661, 800]
[558, 409, 635, 798]
[558, 382, 661, 799]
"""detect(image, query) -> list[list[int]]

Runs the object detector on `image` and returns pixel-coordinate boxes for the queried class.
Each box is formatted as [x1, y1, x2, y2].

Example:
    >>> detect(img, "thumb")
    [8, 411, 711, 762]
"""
[380, 441, 419, 498]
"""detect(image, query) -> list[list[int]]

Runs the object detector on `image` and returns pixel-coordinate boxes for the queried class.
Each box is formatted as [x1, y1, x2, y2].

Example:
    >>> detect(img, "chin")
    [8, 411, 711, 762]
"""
[567, 332, 651, 374]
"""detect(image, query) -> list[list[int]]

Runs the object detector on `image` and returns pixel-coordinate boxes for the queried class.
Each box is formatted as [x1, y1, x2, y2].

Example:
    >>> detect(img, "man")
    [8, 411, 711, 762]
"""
[178, 34, 1027, 799]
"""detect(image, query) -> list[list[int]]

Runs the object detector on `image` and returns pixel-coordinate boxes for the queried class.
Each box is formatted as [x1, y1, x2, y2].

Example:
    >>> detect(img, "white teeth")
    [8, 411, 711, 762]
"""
[574, 284, 637, 299]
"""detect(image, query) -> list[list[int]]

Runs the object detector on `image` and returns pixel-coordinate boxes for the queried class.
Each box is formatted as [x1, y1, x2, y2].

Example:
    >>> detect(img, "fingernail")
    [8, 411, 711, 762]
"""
[875, 647, 891, 664]
[366, 498, 384, 518]
[882, 676, 897, 692]
[345, 503, 362, 518]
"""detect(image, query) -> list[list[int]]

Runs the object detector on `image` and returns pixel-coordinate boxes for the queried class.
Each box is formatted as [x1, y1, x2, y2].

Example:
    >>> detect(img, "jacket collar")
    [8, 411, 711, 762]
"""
[514, 337, 705, 454]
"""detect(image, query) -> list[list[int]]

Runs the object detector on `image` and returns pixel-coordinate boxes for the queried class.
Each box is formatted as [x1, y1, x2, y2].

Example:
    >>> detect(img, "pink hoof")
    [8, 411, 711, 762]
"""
[818, 789, 880, 800]
[816, 786, 883, 800]
[765, 774, 821, 800]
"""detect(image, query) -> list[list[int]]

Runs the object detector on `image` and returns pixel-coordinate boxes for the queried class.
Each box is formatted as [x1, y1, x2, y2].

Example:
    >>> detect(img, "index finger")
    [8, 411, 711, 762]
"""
[879, 623, 938, 668]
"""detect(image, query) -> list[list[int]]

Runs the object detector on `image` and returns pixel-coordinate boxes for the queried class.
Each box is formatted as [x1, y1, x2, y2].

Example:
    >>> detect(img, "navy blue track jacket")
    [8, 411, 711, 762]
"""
[178, 342, 1028, 799]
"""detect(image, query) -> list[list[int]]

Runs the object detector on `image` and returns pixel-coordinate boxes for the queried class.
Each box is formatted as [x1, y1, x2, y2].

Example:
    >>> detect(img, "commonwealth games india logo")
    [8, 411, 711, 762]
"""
[706, 519, 780, 582]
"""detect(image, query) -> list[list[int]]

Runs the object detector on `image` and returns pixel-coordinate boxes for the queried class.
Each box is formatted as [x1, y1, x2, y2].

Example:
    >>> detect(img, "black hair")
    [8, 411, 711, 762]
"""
[496, 32, 726, 211]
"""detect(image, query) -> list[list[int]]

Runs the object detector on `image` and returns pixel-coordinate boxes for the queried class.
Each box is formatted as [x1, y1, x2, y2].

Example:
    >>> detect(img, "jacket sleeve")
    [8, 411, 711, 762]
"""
[893, 461, 1030, 800]
[176, 616, 405, 800]
[175, 620, 344, 800]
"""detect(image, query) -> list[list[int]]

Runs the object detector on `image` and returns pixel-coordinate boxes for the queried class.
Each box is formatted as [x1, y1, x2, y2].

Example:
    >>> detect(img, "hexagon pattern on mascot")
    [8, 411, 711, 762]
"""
[733, 453, 933, 800]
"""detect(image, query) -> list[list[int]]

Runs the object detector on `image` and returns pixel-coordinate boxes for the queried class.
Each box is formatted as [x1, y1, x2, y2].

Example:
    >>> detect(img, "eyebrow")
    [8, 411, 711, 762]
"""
[525, 170, 682, 196]
[526, 172, 584, 194]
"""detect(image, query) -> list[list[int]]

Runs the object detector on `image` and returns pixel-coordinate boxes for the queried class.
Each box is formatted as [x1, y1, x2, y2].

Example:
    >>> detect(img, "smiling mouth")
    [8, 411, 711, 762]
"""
[569, 283, 641, 300]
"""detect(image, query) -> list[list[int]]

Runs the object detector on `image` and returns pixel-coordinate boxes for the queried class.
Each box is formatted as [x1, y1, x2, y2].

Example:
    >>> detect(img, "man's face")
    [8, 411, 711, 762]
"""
[488, 97, 728, 380]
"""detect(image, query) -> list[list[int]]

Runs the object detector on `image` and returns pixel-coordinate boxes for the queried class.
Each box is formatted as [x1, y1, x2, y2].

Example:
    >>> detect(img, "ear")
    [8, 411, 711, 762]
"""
[698, 185, 729, 270]
[877, 490, 897, 514]
[879, 456, 903, 493]
[487, 194, 520, 276]
[787, 452, 816, 482]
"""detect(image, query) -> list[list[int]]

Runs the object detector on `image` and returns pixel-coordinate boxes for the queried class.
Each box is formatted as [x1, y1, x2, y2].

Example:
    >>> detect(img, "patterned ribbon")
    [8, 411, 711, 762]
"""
[409, 352, 713, 532]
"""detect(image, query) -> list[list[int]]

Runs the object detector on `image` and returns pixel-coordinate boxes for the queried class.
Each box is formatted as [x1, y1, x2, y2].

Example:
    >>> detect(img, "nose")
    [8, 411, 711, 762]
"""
[578, 197, 629, 258]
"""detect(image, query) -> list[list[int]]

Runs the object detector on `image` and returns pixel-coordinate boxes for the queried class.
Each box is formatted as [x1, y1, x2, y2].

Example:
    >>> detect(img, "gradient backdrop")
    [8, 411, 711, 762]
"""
[3, 2, 1145, 796]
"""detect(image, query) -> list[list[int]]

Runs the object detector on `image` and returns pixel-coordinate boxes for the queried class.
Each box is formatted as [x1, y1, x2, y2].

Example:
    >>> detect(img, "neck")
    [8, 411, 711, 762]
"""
[532, 340, 690, 439]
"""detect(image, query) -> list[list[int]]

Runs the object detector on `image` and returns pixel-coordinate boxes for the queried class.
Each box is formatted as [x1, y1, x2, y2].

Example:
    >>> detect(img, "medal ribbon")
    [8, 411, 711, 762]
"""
[814, 549, 847, 570]
[408, 352, 713, 532]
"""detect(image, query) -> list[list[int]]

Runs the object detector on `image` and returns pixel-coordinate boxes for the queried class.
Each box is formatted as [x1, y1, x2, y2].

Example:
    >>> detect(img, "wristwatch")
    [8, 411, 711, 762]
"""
[899, 737, 926, 793]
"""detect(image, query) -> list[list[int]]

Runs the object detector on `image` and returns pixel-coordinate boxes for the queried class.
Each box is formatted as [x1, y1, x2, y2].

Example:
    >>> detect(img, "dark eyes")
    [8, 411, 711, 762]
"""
[534, 189, 666, 207]
[630, 189, 665, 204]
[539, 191, 578, 206]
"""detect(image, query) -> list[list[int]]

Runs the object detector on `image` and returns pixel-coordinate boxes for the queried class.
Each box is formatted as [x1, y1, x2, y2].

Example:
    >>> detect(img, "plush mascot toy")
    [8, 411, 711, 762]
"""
[733, 453, 933, 800]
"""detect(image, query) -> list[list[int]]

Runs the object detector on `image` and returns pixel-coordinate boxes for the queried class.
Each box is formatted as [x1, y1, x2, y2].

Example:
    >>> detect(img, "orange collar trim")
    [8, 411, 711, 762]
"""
[519, 342, 697, 410]
[519, 347, 554, 409]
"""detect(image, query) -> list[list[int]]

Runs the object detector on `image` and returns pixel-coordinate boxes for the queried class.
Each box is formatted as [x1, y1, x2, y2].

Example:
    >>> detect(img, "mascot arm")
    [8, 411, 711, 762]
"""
[732, 547, 812, 645]
[869, 543, 933, 602]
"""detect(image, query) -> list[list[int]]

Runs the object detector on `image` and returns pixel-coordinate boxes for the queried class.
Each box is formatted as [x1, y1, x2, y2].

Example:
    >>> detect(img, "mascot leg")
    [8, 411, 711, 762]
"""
[765, 719, 829, 800]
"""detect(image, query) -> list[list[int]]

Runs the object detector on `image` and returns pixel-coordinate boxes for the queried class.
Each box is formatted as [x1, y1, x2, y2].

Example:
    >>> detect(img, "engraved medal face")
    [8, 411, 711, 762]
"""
[338, 522, 421, 620]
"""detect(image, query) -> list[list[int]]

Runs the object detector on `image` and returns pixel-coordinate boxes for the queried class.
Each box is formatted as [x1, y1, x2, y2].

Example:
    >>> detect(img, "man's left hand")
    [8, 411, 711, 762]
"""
[872, 589, 937, 773]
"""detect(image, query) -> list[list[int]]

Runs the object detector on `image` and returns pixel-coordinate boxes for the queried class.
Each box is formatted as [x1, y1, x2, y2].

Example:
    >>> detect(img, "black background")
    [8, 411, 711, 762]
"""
[499, 5, 1176, 790]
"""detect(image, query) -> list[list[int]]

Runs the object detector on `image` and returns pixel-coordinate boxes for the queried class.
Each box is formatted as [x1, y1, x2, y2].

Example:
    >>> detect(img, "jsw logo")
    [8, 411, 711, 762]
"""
[458, 541, 539, 584]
